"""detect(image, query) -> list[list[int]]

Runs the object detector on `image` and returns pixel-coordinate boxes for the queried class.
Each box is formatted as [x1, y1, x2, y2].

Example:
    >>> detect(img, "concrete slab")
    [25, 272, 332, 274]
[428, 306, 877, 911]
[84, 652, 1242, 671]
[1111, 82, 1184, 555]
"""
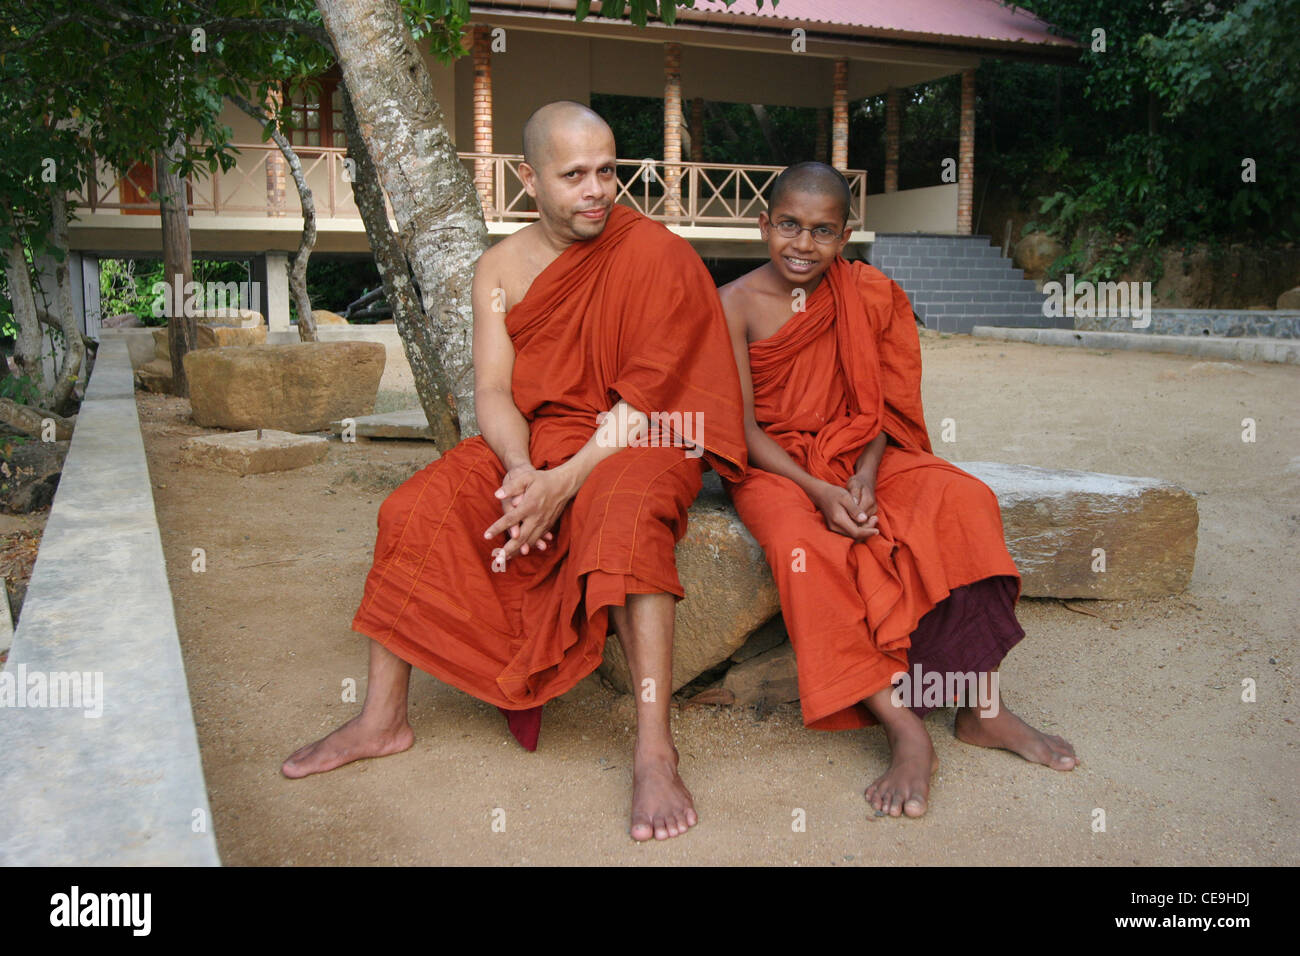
[0, 337, 220, 865]
[180, 429, 328, 475]
[329, 408, 434, 441]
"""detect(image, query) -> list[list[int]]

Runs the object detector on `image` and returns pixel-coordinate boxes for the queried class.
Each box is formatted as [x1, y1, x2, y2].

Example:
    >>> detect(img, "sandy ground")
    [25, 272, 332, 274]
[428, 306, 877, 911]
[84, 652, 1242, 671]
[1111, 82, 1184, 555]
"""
[138, 332, 1299, 866]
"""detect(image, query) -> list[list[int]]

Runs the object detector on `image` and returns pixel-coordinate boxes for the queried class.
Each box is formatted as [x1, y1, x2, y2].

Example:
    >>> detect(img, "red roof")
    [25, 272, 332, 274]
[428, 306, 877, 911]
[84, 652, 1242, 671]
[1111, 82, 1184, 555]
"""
[684, 0, 1075, 48]
[471, 1, 1079, 53]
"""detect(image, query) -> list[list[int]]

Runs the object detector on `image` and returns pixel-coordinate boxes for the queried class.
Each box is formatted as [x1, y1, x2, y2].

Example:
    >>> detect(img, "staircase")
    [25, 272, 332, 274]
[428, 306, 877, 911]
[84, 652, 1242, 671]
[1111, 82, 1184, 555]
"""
[867, 234, 1067, 334]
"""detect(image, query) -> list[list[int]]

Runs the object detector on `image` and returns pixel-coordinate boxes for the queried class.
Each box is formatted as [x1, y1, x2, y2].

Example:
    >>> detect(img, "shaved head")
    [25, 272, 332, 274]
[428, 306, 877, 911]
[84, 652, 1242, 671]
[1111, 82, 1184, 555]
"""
[768, 161, 852, 226]
[522, 100, 613, 171]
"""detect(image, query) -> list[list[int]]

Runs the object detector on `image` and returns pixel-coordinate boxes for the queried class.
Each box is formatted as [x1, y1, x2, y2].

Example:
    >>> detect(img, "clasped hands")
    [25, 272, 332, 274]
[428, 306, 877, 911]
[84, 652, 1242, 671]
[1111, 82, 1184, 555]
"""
[482, 462, 574, 570]
[808, 471, 881, 541]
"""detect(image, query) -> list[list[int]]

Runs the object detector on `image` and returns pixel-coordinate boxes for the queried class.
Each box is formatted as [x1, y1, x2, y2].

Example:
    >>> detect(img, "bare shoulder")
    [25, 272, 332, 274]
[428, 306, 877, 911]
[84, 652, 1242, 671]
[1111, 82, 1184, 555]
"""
[717, 266, 766, 313]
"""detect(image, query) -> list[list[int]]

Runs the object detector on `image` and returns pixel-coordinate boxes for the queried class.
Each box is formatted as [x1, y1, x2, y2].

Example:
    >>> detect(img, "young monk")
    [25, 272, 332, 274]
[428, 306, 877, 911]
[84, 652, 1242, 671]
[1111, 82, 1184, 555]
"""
[718, 161, 1076, 819]
[282, 101, 747, 842]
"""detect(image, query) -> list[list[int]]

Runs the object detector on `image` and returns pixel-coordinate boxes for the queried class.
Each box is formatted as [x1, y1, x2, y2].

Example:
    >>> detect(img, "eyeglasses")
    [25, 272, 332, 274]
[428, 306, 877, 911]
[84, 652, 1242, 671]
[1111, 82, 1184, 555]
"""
[770, 218, 845, 244]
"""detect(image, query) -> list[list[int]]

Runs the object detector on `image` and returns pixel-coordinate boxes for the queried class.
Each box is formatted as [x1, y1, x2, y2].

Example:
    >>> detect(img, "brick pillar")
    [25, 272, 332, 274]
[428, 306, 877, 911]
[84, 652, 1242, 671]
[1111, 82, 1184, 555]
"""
[831, 58, 849, 170]
[472, 25, 494, 217]
[689, 96, 704, 162]
[814, 108, 828, 163]
[958, 67, 975, 235]
[663, 42, 683, 218]
[884, 86, 900, 193]
[265, 87, 286, 217]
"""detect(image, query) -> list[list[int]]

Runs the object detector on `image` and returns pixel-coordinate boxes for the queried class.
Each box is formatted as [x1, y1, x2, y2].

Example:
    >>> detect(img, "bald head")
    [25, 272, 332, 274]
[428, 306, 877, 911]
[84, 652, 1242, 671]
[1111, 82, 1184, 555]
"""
[768, 161, 852, 226]
[522, 100, 613, 171]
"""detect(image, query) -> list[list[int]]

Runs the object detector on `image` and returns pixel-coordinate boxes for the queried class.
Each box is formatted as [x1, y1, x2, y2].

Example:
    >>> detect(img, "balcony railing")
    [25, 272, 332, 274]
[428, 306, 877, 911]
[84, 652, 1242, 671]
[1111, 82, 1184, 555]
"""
[74, 144, 868, 230]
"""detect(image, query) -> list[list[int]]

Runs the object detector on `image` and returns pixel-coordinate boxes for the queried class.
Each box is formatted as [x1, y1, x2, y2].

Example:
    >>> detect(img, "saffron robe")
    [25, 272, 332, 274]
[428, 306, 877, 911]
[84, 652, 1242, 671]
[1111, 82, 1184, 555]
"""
[351, 205, 747, 748]
[724, 257, 1023, 730]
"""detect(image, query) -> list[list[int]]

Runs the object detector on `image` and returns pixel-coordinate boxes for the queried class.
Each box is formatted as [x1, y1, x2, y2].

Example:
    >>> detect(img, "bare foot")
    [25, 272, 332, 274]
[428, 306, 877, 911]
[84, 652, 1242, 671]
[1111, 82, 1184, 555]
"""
[954, 703, 1077, 770]
[630, 743, 697, 841]
[281, 714, 415, 778]
[865, 716, 938, 818]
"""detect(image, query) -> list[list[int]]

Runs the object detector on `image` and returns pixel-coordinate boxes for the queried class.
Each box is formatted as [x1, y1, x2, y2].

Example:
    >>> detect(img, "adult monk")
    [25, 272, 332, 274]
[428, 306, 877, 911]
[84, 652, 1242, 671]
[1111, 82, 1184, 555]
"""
[718, 161, 1076, 819]
[282, 101, 747, 843]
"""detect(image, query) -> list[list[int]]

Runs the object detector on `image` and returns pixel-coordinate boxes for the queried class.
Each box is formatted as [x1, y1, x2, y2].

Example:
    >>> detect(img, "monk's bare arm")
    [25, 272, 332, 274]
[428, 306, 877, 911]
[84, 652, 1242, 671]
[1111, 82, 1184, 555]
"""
[719, 287, 822, 497]
[471, 251, 533, 472]
[853, 430, 888, 483]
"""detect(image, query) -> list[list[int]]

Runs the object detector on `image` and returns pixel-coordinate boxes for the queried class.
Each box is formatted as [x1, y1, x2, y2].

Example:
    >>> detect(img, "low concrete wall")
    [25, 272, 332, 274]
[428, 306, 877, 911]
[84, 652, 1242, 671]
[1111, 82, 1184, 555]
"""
[972, 325, 1300, 365]
[0, 337, 220, 865]
[864, 184, 959, 234]
[1076, 309, 1300, 339]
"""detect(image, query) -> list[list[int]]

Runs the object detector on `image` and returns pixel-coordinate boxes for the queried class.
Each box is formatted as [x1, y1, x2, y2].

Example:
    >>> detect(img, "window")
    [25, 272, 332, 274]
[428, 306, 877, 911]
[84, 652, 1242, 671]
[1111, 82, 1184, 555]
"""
[283, 71, 346, 149]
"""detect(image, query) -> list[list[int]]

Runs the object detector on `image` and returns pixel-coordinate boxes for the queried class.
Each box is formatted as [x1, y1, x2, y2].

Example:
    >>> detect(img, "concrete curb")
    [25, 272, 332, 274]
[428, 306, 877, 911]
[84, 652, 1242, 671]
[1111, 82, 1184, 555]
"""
[0, 337, 220, 865]
[971, 326, 1300, 365]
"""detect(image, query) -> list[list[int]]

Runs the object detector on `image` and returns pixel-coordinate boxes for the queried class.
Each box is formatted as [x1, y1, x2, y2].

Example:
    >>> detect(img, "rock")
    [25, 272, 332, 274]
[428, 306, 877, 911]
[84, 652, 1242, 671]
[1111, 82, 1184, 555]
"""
[195, 324, 268, 349]
[1013, 231, 1063, 279]
[179, 430, 328, 475]
[722, 643, 800, 708]
[153, 328, 169, 361]
[134, 358, 173, 393]
[377, 318, 395, 324]
[330, 408, 434, 441]
[190, 308, 263, 328]
[102, 312, 141, 329]
[956, 461, 1198, 599]
[313, 309, 348, 325]
[185, 342, 386, 433]
[1276, 286, 1300, 310]
[0, 439, 69, 514]
[599, 470, 781, 694]
[730, 615, 787, 663]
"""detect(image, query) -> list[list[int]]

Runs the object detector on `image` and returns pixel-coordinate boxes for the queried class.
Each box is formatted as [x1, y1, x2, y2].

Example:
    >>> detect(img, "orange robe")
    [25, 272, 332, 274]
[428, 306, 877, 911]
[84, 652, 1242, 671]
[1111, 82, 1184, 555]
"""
[725, 257, 1022, 730]
[351, 205, 746, 746]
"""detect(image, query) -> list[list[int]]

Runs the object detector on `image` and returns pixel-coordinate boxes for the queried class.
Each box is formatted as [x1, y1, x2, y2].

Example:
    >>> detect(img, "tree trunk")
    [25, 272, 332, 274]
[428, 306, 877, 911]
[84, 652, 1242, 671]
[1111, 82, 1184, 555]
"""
[46, 188, 86, 415]
[3, 241, 45, 391]
[750, 104, 782, 164]
[156, 135, 197, 398]
[338, 79, 459, 447]
[0, 397, 74, 441]
[229, 94, 318, 342]
[316, 0, 487, 442]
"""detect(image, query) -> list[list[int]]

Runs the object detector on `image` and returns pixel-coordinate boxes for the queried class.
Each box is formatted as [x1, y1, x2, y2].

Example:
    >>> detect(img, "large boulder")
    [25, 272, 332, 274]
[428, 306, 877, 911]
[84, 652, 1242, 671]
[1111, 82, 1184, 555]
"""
[1013, 231, 1063, 280]
[957, 461, 1198, 599]
[184, 342, 386, 433]
[196, 324, 267, 349]
[312, 309, 348, 325]
[191, 308, 263, 328]
[599, 471, 781, 694]
[1276, 287, 1300, 310]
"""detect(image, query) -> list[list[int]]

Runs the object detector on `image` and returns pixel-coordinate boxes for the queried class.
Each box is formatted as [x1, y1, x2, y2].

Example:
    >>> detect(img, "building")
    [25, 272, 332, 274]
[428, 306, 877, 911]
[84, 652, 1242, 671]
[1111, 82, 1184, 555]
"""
[66, 0, 1080, 337]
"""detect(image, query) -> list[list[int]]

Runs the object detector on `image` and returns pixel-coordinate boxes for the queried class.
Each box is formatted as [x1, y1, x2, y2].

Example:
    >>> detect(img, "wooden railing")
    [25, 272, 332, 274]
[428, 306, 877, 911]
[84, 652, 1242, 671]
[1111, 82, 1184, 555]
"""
[73, 144, 868, 230]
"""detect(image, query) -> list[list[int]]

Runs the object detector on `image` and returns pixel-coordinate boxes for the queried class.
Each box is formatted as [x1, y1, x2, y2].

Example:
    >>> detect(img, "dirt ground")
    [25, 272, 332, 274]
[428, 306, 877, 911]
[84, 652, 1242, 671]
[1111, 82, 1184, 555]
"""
[137, 332, 1299, 866]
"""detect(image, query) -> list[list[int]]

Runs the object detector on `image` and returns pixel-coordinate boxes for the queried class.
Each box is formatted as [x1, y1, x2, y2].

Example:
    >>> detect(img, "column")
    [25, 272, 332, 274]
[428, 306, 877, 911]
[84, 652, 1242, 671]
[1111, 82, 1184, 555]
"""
[958, 67, 975, 235]
[663, 42, 683, 218]
[831, 58, 848, 170]
[472, 25, 494, 217]
[884, 86, 900, 193]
